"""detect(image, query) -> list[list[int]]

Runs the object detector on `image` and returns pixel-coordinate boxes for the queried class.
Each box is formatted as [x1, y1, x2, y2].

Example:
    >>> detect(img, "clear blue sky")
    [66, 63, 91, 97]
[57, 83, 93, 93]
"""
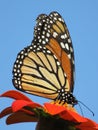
[0, 0, 98, 129]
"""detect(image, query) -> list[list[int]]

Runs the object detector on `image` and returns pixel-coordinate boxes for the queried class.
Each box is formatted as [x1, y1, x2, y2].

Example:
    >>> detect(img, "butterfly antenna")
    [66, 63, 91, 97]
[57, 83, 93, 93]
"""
[78, 100, 94, 116]
[78, 102, 84, 117]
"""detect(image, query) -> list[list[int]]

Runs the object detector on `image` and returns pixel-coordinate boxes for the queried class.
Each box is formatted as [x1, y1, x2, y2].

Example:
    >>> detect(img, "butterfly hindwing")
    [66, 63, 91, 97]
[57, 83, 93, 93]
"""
[13, 44, 70, 100]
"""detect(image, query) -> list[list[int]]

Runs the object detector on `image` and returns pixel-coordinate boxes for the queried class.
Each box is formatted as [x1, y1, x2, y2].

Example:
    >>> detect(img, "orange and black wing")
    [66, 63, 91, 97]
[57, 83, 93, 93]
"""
[13, 12, 76, 105]
[34, 11, 75, 92]
[13, 44, 70, 100]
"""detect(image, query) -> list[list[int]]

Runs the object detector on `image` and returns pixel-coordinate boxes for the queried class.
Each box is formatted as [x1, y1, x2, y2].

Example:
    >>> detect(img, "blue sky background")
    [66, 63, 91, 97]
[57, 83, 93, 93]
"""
[0, 0, 98, 129]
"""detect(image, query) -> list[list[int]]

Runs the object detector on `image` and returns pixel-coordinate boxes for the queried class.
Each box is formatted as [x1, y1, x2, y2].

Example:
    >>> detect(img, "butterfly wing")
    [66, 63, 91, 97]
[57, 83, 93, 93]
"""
[13, 12, 76, 104]
[13, 44, 69, 100]
[34, 12, 75, 92]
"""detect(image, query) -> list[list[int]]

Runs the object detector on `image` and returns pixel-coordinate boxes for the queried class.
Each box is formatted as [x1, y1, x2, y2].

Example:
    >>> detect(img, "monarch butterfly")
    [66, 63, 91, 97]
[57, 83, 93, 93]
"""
[13, 11, 77, 106]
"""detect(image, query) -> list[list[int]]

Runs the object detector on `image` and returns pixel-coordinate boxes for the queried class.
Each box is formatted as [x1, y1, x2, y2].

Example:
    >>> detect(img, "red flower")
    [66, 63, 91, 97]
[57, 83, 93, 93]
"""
[0, 90, 98, 130]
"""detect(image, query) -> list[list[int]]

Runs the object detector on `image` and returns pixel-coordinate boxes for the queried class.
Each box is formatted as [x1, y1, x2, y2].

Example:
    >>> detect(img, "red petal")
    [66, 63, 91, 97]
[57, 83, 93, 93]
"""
[85, 118, 98, 127]
[21, 108, 35, 115]
[44, 103, 86, 123]
[44, 103, 66, 115]
[76, 125, 98, 130]
[6, 111, 38, 125]
[12, 100, 43, 112]
[0, 107, 12, 118]
[0, 90, 32, 101]
[76, 118, 98, 130]
[60, 109, 87, 122]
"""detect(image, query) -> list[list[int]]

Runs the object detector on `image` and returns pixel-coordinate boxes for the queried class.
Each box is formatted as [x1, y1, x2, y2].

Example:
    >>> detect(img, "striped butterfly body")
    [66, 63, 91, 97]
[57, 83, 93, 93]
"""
[13, 12, 77, 106]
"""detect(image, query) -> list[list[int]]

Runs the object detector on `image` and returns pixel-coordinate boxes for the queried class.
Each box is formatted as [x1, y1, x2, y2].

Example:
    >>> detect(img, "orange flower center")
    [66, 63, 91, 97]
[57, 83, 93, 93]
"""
[50, 100, 77, 113]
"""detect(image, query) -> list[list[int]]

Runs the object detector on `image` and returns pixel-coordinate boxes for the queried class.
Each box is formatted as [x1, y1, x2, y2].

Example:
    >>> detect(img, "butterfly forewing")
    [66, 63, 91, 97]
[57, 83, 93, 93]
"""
[34, 12, 75, 91]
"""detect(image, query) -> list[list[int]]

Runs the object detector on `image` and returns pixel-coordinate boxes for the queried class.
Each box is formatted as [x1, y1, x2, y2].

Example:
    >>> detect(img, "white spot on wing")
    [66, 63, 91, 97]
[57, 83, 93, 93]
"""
[54, 17, 57, 20]
[50, 20, 53, 24]
[65, 43, 69, 50]
[58, 18, 62, 21]
[57, 61, 60, 65]
[60, 42, 65, 49]
[68, 38, 71, 43]
[19, 85, 22, 89]
[39, 39, 42, 43]
[39, 22, 42, 26]
[42, 35, 45, 39]
[53, 32, 58, 38]
[46, 33, 50, 37]
[61, 35, 65, 39]
[70, 47, 73, 52]
[46, 38, 49, 42]
[42, 41, 46, 44]
[68, 54, 71, 59]
[64, 34, 67, 38]
[47, 50, 51, 53]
